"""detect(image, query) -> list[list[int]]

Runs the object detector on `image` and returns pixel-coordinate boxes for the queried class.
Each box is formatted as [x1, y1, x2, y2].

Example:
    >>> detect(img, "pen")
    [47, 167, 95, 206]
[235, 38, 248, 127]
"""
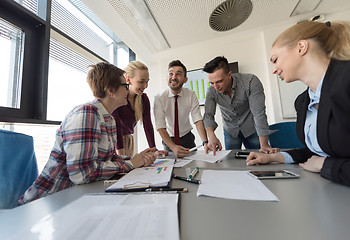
[173, 175, 201, 184]
[145, 188, 188, 193]
[111, 187, 188, 193]
[105, 188, 188, 194]
[189, 145, 202, 152]
[104, 179, 119, 185]
[188, 167, 199, 179]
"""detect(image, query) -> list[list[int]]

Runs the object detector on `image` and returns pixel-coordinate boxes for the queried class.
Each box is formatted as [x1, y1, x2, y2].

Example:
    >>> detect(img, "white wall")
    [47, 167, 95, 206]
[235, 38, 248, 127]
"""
[136, 9, 350, 152]
[137, 29, 273, 151]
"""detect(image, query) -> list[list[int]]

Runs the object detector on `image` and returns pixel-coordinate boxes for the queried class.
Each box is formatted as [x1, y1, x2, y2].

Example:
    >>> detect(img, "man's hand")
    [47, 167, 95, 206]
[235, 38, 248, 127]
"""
[207, 136, 222, 156]
[171, 145, 190, 158]
[259, 146, 280, 154]
[258, 136, 279, 154]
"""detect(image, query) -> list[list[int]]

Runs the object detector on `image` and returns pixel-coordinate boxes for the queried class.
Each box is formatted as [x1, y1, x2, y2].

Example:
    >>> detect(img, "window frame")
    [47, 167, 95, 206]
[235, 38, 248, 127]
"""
[0, 0, 134, 125]
[0, 0, 53, 124]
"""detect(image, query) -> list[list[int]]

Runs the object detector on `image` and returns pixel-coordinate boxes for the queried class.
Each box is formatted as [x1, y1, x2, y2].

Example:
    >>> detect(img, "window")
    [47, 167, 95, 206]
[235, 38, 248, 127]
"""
[46, 0, 113, 121]
[13, 0, 46, 20]
[0, 0, 134, 123]
[51, 0, 112, 62]
[47, 38, 94, 121]
[117, 43, 130, 69]
[0, 18, 24, 109]
[1, 0, 136, 171]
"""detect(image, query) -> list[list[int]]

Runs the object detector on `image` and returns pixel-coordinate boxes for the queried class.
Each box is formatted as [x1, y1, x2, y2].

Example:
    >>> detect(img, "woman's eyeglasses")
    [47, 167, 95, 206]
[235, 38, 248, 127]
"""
[120, 83, 129, 91]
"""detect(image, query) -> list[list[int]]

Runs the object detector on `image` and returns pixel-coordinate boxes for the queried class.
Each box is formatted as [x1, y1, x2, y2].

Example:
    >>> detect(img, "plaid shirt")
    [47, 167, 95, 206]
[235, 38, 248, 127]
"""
[18, 100, 133, 205]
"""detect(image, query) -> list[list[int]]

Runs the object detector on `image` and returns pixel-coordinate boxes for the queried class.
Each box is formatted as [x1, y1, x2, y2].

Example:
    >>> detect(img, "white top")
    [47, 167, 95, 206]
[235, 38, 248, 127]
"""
[153, 88, 203, 138]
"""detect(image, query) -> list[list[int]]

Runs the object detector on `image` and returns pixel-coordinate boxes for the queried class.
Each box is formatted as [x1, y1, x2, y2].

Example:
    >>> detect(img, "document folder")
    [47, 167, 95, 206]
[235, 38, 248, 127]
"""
[106, 160, 175, 192]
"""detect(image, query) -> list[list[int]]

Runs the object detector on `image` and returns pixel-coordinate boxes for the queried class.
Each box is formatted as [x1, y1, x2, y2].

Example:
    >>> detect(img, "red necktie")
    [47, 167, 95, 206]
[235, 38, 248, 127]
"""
[174, 95, 180, 145]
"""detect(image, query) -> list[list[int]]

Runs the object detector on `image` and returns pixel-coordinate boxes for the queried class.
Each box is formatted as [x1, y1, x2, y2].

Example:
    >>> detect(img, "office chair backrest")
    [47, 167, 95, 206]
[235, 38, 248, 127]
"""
[0, 129, 38, 209]
[269, 122, 304, 149]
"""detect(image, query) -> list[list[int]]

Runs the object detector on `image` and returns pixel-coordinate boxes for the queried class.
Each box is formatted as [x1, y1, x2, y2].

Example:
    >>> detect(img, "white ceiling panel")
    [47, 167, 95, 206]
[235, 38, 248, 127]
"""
[89, 0, 350, 56]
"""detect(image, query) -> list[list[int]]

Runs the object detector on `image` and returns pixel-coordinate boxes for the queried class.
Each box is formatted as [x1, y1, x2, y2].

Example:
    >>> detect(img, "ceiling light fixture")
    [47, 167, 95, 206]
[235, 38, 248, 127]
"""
[120, 0, 170, 51]
[290, 0, 323, 17]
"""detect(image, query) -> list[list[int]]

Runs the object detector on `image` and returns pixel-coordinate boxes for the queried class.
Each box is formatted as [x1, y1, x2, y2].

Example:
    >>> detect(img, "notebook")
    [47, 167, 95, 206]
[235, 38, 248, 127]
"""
[105, 159, 175, 192]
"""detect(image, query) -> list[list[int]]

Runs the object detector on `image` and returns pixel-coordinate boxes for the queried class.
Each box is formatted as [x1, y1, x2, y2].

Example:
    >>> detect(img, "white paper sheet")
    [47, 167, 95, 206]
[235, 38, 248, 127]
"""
[13, 194, 180, 240]
[197, 170, 279, 201]
[174, 159, 193, 167]
[184, 150, 232, 163]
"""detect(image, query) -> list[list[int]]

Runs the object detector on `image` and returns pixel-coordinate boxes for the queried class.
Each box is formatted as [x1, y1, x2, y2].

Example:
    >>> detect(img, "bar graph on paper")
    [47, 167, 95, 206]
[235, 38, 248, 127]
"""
[144, 166, 168, 174]
[183, 69, 210, 106]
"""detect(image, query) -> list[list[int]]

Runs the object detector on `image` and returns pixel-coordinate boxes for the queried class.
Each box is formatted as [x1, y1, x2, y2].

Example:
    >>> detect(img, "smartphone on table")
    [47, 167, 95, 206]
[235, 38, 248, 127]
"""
[235, 151, 250, 158]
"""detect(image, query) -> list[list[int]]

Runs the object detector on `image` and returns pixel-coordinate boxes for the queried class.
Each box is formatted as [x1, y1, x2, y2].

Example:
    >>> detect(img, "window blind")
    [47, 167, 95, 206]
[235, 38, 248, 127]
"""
[49, 37, 95, 73]
[0, 17, 24, 41]
[51, 0, 110, 61]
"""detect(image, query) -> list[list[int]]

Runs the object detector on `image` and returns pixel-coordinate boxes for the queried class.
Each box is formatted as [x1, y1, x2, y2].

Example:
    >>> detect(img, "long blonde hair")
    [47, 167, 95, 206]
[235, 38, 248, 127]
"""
[124, 61, 148, 123]
[273, 21, 350, 60]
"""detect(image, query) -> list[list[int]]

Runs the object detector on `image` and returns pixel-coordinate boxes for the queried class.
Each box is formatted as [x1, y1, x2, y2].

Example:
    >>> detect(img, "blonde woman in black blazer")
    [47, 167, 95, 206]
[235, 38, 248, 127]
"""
[246, 21, 350, 187]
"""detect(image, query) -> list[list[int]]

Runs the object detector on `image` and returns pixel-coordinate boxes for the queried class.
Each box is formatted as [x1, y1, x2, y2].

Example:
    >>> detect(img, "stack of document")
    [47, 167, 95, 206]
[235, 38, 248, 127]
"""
[106, 159, 175, 192]
[197, 170, 279, 201]
[13, 194, 180, 240]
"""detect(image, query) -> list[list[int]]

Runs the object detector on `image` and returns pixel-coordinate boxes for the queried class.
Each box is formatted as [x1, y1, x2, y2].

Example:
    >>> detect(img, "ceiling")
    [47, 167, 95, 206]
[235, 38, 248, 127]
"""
[85, 0, 350, 60]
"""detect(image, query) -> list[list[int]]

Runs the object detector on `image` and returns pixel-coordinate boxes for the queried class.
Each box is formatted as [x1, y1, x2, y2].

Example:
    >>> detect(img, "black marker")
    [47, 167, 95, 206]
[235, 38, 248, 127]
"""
[173, 175, 201, 184]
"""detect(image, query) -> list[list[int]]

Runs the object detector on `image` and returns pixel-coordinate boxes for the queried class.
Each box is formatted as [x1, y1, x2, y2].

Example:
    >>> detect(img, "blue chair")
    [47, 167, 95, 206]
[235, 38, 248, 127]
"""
[0, 129, 38, 209]
[269, 122, 304, 149]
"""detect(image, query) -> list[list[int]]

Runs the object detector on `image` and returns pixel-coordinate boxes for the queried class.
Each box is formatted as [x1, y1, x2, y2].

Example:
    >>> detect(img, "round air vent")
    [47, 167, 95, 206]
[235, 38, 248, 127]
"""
[209, 0, 252, 32]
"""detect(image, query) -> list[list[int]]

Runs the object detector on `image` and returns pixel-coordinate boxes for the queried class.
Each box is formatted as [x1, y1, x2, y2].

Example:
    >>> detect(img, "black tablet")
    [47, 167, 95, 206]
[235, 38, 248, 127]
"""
[248, 170, 299, 179]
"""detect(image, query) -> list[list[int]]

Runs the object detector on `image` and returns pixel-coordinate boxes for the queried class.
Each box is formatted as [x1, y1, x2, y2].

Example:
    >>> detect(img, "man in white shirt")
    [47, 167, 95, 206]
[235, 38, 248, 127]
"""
[154, 60, 211, 157]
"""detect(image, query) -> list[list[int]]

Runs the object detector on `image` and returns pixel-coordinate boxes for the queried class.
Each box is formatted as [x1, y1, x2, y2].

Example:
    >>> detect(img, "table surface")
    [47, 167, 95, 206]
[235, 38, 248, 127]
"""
[182, 150, 301, 170]
[1, 151, 350, 240]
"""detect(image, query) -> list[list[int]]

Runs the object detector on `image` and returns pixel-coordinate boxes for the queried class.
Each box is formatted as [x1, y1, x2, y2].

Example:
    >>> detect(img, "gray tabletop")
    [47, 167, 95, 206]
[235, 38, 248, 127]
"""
[1, 153, 350, 240]
[182, 150, 301, 170]
[180, 150, 299, 170]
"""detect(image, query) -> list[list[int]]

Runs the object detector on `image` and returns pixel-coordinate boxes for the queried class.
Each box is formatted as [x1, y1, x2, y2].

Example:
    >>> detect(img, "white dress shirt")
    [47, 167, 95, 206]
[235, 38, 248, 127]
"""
[154, 88, 203, 138]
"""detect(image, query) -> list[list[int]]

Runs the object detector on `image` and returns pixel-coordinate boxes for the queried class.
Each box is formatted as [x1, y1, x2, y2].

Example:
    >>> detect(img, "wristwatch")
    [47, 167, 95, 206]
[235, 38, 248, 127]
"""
[202, 141, 209, 146]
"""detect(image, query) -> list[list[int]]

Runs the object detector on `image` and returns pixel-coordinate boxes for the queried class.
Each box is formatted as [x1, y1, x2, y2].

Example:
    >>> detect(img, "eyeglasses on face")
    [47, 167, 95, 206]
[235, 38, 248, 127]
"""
[120, 83, 129, 91]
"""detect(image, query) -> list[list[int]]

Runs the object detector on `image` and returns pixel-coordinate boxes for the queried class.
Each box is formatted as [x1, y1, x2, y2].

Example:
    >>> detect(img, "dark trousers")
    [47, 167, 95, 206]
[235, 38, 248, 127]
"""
[162, 131, 196, 151]
[224, 130, 260, 150]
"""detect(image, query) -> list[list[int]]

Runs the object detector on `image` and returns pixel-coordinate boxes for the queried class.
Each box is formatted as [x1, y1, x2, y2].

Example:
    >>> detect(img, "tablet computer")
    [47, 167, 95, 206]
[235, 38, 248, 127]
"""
[248, 170, 299, 179]
[235, 151, 250, 158]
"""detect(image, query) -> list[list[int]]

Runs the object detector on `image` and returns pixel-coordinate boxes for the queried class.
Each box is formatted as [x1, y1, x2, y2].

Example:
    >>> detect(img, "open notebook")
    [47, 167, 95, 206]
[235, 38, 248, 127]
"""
[106, 159, 175, 192]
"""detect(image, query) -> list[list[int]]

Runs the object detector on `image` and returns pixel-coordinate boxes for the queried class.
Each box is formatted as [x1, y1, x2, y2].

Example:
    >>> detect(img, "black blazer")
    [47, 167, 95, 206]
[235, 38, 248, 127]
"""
[286, 59, 350, 187]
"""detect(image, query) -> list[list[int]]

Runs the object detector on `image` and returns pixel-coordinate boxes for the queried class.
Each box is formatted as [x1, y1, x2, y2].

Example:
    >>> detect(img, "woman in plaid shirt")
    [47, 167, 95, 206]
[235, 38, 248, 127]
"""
[18, 62, 157, 205]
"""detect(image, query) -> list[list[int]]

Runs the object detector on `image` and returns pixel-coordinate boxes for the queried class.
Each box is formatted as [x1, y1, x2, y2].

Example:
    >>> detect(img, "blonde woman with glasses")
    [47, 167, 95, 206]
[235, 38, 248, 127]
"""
[112, 61, 167, 157]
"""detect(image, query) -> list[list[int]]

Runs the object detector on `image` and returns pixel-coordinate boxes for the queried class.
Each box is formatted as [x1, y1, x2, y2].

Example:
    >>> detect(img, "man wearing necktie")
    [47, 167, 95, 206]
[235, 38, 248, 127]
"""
[154, 60, 212, 157]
